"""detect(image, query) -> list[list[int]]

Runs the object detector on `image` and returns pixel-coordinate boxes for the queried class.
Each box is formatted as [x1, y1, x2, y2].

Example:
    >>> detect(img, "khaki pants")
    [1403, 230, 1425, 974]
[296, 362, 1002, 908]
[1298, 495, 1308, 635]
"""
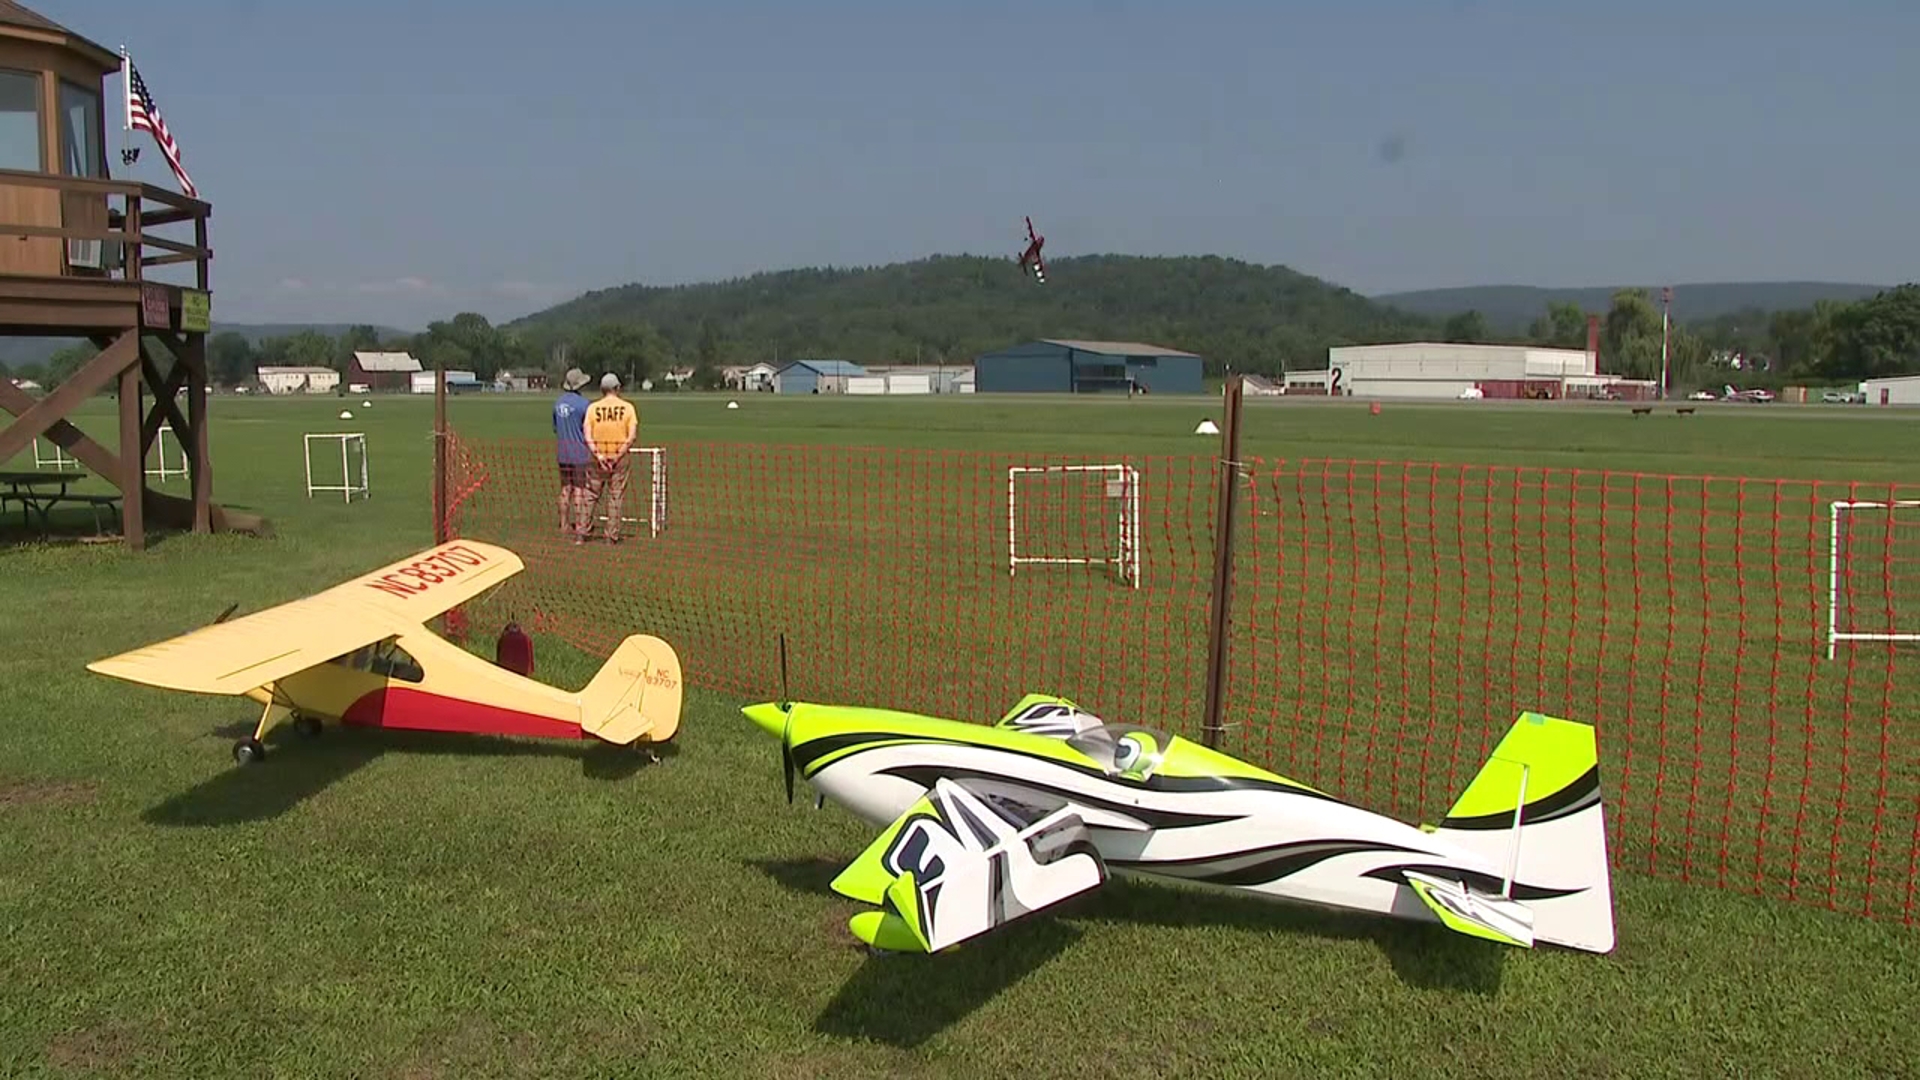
[585, 456, 630, 540]
[559, 461, 593, 537]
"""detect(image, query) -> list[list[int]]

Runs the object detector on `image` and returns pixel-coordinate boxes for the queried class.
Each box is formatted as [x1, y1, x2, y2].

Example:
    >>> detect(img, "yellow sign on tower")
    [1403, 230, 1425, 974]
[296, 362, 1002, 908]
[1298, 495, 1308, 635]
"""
[181, 289, 210, 332]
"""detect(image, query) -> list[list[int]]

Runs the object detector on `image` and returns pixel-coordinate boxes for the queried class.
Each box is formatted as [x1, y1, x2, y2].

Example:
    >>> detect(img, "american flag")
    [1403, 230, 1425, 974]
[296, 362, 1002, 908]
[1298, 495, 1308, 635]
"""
[123, 58, 197, 199]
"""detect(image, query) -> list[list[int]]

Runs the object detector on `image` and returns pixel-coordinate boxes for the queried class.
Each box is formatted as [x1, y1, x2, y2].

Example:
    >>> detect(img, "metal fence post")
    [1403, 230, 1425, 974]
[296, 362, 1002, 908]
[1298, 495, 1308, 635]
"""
[433, 357, 448, 545]
[1201, 373, 1246, 749]
[433, 359, 465, 641]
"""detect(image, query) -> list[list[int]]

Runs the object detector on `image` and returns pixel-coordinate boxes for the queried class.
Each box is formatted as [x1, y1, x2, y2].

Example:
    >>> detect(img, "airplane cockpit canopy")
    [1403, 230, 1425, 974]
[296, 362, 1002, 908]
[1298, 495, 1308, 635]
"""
[1067, 722, 1174, 780]
[1001, 699, 1173, 780]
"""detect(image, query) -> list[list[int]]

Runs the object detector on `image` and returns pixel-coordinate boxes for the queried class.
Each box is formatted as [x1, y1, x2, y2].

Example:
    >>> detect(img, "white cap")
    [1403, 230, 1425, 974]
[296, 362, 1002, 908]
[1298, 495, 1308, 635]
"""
[601, 373, 620, 391]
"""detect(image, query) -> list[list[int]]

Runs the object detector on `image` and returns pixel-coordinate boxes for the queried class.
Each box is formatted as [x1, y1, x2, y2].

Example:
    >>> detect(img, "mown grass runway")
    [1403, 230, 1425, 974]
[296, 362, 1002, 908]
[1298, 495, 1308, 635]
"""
[2, 391, 1916, 1078]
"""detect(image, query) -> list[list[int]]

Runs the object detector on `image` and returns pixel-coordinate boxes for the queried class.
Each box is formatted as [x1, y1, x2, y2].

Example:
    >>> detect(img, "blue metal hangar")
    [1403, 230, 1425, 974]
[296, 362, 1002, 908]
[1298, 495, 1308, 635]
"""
[972, 339, 1205, 394]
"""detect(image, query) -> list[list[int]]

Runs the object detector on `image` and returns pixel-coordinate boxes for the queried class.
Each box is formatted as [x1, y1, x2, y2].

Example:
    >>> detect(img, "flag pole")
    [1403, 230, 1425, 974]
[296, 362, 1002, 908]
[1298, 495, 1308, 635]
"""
[115, 46, 134, 181]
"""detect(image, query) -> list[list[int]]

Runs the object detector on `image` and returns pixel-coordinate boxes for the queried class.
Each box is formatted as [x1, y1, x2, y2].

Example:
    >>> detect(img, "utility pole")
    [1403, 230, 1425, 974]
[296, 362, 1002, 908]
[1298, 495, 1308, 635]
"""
[1200, 374, 1246, 750]
[1659, 286, 1673, 398]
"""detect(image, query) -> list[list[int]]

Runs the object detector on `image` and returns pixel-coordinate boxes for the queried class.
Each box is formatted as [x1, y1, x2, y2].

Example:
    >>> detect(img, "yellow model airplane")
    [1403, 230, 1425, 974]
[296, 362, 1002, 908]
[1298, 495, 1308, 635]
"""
[86, 541, 683, 766]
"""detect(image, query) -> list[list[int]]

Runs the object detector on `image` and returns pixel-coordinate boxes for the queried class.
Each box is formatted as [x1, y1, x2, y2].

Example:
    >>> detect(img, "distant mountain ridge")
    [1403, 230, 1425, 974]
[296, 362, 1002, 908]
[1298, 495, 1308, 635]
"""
[1373, 281, 1890, 330]
[7, 268, 1889, 376]
[502, 253, 1436, 374]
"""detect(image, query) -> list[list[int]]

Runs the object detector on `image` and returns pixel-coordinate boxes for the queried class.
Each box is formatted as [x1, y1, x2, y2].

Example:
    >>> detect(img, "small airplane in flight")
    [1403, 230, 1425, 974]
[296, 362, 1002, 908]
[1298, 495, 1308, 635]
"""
[87, 541, 683, 765]
[743, 693, 1616, 956]
[1016, 216, 1047, 284]
[1723, 384, 1775, 403]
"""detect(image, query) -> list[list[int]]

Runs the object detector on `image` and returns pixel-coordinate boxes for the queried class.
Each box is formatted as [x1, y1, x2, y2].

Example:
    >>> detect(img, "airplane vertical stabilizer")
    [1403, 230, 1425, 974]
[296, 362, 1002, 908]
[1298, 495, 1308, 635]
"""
[1431, 712, 1616, 954]
[578, 634, 683, 746]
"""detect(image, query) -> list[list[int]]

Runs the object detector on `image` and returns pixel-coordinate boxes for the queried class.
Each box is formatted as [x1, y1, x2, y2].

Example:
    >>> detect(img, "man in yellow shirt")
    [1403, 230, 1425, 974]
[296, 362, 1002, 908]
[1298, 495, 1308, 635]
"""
[582, 372, 639, 543]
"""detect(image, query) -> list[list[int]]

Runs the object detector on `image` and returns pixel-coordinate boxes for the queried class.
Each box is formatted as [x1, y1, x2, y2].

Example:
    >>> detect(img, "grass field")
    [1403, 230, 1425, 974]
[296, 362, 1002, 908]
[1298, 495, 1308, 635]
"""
[3, 391, 1919, 1078]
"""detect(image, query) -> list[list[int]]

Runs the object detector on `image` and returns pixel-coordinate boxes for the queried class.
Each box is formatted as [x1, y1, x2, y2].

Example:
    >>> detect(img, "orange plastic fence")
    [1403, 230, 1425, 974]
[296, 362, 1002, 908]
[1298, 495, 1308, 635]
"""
[444, 431, 1920, 926]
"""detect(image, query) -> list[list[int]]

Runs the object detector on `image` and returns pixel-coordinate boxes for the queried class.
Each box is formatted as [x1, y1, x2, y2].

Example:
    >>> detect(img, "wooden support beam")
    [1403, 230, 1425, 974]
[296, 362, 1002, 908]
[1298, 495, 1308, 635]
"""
[118, 361, 145, 551]
[0, 380, 121, 477]
[0, 329, 139, 464]
[137, 349, 191, 457]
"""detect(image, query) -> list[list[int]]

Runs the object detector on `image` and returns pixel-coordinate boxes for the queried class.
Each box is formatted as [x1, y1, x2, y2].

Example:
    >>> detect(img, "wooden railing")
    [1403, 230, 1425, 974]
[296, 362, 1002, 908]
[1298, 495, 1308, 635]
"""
[0, 169, 210, 289]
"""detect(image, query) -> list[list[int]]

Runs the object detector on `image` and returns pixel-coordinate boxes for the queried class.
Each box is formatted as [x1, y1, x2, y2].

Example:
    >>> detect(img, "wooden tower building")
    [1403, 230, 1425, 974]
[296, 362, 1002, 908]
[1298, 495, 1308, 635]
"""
[0, 1, 229, 550]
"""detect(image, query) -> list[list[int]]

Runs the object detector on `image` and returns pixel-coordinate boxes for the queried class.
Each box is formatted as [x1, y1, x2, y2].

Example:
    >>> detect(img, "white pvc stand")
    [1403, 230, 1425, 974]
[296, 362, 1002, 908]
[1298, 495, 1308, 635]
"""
[1007, 463, 1141, 588]
[304, 432, 370, 503]
[1826, 499, 1920, 658]
[145, 424, 186, 482]
[34, 437, 77, 469]
[599, 446, 669, 536]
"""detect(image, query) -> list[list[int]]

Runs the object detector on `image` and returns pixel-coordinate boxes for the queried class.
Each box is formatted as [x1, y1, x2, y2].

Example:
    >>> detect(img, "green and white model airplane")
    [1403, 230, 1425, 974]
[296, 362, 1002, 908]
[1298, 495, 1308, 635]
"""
[743, 693, 1617, 956]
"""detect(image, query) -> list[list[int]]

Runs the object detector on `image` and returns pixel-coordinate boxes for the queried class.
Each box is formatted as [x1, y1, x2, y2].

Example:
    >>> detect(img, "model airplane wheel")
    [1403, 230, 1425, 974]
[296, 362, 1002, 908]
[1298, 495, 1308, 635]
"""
[293, 716, 323, 739]
[231, 738, 266, 766]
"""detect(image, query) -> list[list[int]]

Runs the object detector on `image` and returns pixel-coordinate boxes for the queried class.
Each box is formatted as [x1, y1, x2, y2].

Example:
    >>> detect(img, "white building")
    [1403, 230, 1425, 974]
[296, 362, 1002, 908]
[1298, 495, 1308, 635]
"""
[410, 370, 481, 394]
[857, 364, 974, 394]
[1858, 375, 1920, 405]
[257, 366, 339, 395]
[1304, 342, 1656, 400]
[1279, 370, 1333, 394]
[722, 363, 779, 392]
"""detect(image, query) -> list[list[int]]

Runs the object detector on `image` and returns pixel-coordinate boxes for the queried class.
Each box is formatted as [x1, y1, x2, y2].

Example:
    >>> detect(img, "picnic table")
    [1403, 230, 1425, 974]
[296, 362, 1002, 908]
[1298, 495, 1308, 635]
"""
[0, 470, 121, 533]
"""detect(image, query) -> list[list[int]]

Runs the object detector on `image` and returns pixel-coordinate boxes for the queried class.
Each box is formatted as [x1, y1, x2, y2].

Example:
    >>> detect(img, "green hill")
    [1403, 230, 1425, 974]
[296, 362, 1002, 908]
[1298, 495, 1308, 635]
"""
[1374, 281, 1888, 331]
[505, 254, 1439, 374]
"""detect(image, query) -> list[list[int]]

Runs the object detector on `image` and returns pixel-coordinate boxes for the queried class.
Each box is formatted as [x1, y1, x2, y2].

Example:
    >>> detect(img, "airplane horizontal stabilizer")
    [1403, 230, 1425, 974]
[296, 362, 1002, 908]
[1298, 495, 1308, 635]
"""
[1403, 870, 1535, 948]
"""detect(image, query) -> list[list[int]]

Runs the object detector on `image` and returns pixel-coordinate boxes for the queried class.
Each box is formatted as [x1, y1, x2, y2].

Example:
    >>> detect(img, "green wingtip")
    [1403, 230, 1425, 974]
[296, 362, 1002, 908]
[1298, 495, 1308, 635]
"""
[830, 857, 896, 906]
[849, 911, 927, 953]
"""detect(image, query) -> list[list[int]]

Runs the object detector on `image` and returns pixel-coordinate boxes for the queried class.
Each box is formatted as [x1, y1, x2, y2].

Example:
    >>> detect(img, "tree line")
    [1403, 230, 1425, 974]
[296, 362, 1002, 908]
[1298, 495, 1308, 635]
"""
[1444, 283, 1920, 388]
[4, 256, 1913, 393]
[2, 314, 732, 395]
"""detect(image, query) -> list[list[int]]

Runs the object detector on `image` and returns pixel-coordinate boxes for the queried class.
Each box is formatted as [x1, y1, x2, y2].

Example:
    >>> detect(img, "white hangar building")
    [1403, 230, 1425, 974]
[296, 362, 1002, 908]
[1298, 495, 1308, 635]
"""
[1313, 342, 1654, 401]
[1857, 374, 1920, 406]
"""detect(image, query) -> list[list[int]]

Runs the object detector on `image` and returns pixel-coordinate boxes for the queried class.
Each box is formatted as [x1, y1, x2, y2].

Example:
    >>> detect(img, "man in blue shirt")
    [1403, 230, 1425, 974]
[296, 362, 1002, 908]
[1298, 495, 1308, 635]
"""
[553, 367, 593, 542]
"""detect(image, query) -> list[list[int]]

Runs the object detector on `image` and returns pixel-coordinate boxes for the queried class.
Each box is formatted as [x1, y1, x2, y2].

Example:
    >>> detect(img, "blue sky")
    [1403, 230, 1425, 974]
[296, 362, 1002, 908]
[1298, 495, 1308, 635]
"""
[46, 0, 1919, 330]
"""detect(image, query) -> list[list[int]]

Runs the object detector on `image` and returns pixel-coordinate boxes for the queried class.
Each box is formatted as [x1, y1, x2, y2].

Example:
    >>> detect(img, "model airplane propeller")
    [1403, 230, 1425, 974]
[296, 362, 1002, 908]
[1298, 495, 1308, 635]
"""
[1016, 216, 1047, 284]
[88, 541, 684, 766]
[778, 633, 797, 803]
[743, 694, 1617, 957]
